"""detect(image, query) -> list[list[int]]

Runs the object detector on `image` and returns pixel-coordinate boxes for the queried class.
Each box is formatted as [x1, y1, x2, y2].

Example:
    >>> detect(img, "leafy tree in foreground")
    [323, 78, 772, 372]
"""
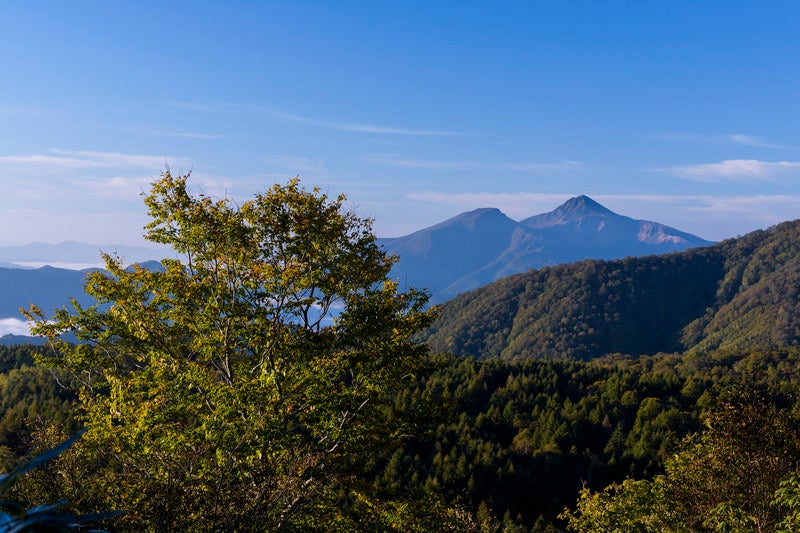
[25, 172, 447, 531]
[0, 429, 119, 532]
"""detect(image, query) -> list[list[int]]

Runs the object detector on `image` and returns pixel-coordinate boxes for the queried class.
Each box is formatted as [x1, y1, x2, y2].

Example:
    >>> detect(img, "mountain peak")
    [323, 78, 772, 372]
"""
[450, 206, 504, 223]
[557, 195, 614, 216]
[523, 195, 614, 228]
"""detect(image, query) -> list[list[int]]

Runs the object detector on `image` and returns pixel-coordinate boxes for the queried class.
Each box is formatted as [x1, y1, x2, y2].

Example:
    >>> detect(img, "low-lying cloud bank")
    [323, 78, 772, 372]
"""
[0, 318, 33, 337]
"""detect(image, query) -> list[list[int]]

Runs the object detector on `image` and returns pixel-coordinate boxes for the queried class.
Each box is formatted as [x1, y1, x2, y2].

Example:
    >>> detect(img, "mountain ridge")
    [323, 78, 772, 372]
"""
[0, 241, 169, 267]
[424, 218, 800, 360]
[380, 195, 713, 301]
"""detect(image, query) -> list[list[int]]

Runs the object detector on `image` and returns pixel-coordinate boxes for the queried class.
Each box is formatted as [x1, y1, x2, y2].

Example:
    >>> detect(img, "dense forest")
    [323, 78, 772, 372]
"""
[426, 219, 800, 361]
[367, 348, 800, 530]
[0, 345, 77, 472]
[2, 344, 799, 530]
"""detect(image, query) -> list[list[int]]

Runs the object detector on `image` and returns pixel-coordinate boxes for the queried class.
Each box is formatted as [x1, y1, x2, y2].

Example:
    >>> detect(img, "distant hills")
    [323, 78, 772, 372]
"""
[424, 218, 800, 361]
[0, 261, 165, 345]
[379, 195, 713, 302]
[0, 266, 95, 318]
[0, 241, 168, 268]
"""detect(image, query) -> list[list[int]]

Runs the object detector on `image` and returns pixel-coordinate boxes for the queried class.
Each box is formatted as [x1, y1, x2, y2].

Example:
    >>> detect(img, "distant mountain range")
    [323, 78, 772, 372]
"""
[0, 261, 165, 345]
[379, 195, 713, 302]
[424, 218, 800, 361]
[0, 266, 95, 318]
[0, 196, 713, 345]
[0, 241, 169, 268]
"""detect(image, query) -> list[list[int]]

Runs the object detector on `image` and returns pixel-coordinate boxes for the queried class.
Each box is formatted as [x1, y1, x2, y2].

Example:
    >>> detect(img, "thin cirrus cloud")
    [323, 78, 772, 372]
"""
[664, 159, 800, 182]
[257, 107, 464, 136]
[135, 128, 223, 140]
[686, 194, 800, 216]
[0, 149, 189, 172]
[167, 101, 463, 137]
[365, 156, 475, 170]
[725, 134, 786, 149]
[505, 160, 583, 172]
[655, 132, 788, 149]
[0, 105, 48, 117]
[406, 191, 574, 219]
[265, 155, 328, 175]
[365, 155, 582, 172]
[593, 193, 800, 224]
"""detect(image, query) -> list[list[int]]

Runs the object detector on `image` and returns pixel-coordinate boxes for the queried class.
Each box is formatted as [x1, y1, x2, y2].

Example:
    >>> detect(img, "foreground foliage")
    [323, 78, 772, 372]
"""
[0, 429, 119, 532]
[23, 173, 446, 531]
[0, 346, 76, 473]
[5, 345, 800, 530]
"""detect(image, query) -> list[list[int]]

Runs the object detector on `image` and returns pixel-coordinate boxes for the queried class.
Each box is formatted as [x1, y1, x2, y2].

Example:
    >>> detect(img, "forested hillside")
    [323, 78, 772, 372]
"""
[0, 345, 77, 471]
[367, 348, 800, 529]
[426, 219, 800, 360]
[6, 343, 799, 530]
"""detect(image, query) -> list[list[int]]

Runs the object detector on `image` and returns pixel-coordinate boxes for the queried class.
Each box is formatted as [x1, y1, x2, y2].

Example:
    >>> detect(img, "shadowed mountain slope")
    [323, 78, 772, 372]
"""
[0, 266, 95, 317]
[0, 261, 167, 325]
[379, 196, 712, 302]
[424, 219, 800, 360]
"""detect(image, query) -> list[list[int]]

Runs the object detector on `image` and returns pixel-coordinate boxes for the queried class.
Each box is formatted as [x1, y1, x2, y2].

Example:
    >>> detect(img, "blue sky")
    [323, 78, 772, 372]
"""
[2, 1, 800, 246]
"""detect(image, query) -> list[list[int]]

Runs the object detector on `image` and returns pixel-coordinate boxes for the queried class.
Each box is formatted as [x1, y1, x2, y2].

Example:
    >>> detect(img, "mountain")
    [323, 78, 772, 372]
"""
[379, 196, 713, 302]
[0, 266, 97, 318]
[0, 334, 49, 346]
[0, 260, 168, 339]
[0, 241, 169, 268]
[378, 208, 522, 299]
[424, 219, 800, 361]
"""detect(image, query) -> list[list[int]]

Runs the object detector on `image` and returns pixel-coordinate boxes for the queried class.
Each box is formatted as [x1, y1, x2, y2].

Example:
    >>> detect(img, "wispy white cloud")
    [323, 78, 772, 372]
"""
[13, 262, 106, 270]
[265, 155, 328, 175]
[138, 129, 222, 140]
[0, 207, 152, 247]
[683, 194, 800, 218]
[51, 149, 185, 169]
[663, 159, 800, 182]
[505, 160, 583, 172]
[0, 105, 47, 117]
[0, 149, 189, 173]
[66, 175, 154, 198]
[406, 191, 572, 219]
[261, 107, 463, 136]
[365, 156, 475, 170]
[0, 154, 108, 169]
[167, 101, 462, 136]
[725, 134, 785, 149]
[655, 132, 789, 149]
[161, 101, 215, 112]
[365, 155, 582, 173]
[341, 124, 461, 136]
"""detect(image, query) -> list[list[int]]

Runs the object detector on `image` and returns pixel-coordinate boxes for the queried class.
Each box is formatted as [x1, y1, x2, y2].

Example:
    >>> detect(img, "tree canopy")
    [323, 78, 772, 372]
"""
[25, 172, 443, 531]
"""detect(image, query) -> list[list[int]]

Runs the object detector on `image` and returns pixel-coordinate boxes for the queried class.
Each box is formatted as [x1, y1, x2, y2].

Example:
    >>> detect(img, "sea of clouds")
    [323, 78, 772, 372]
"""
[0, 318, 32, 337]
